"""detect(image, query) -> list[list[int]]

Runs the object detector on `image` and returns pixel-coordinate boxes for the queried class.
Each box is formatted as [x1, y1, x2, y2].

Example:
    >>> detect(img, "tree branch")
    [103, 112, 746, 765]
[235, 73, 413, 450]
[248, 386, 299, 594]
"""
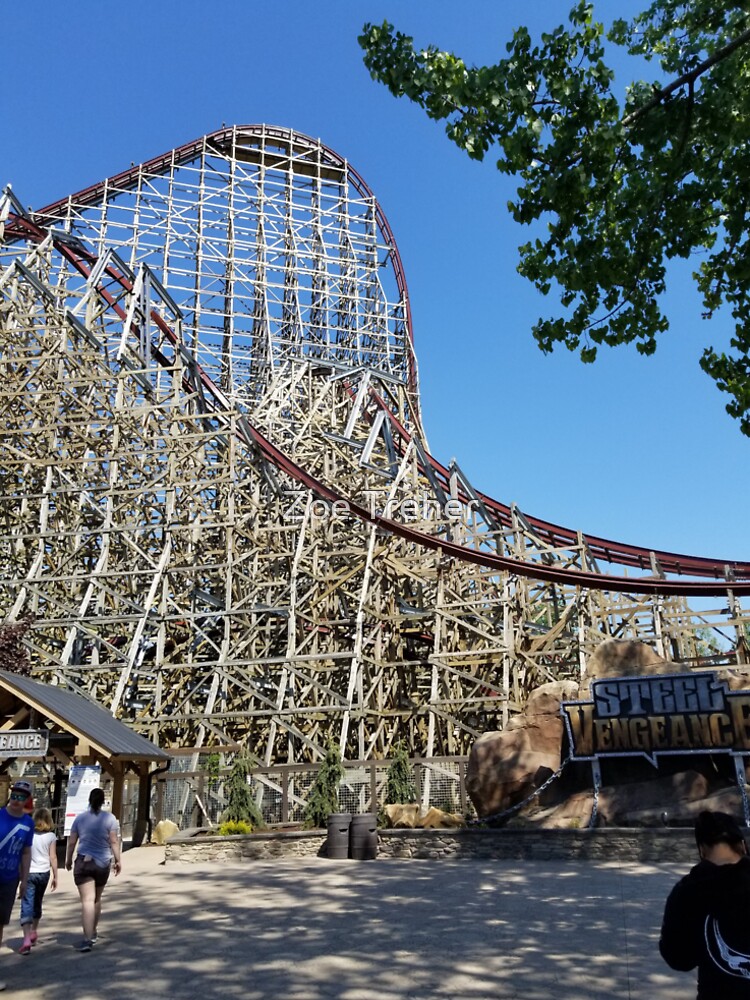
[622, 24, 750, 128]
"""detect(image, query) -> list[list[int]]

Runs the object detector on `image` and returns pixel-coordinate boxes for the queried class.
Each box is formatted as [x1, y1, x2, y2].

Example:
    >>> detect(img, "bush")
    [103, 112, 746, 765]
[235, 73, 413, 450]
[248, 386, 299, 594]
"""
[384, 742, 416, 804]
[222, 746, 264, 830]
[304, 743, 344, 829]
[217, 820, 252, 836]
[206, 751, 221, 791]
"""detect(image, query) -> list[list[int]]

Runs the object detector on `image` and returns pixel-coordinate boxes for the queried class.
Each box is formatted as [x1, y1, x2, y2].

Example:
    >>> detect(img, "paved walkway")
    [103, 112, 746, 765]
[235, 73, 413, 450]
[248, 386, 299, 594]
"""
[0, 846, 695, 999]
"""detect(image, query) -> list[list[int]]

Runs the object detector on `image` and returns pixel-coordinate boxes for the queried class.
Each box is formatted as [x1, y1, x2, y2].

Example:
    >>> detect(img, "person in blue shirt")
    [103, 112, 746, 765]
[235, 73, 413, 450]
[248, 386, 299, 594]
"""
[0, 780, 35, 991]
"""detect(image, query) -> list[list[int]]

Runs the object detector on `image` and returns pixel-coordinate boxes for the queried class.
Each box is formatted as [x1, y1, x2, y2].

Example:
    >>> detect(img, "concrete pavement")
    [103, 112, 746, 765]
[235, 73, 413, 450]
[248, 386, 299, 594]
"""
[0, 845, 695, 999]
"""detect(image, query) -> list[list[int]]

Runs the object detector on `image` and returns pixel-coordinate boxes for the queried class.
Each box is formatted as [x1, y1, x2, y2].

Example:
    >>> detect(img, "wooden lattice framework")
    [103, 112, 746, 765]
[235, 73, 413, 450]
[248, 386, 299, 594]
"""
[1, 125, 749, 765]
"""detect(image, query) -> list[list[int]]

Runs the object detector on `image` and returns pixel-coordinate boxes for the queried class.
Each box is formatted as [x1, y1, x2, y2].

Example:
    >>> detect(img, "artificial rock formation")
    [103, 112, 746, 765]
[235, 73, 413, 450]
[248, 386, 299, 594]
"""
[580, 638, 671, 690]
[466, 639, 750, 827]
[383, 804, 465, 829]
[384, 804, 421, 828]
[416, 807, 465, 829]
[465, 679, 578, 819]
[152, 819, 180, 845]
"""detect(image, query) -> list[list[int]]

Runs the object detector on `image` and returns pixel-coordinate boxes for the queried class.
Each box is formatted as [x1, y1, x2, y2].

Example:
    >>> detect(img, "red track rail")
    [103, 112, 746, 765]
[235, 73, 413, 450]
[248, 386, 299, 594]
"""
[376, 402, 750, 582]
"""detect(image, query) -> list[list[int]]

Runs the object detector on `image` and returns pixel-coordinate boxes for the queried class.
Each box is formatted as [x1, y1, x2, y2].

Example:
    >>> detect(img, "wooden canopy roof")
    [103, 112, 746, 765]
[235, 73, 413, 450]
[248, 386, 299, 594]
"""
[0, 671, 170, 764]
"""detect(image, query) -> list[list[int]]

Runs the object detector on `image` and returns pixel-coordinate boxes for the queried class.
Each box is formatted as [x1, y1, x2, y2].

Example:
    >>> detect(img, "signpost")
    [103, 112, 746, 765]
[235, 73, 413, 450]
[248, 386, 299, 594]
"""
[562, 671, 750, 763]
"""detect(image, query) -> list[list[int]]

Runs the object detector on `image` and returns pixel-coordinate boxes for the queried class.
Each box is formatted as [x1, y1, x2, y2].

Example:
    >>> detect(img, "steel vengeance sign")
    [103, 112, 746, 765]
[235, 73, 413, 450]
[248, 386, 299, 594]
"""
[561, 672, 750, 764]
[0, 729, 49, 758]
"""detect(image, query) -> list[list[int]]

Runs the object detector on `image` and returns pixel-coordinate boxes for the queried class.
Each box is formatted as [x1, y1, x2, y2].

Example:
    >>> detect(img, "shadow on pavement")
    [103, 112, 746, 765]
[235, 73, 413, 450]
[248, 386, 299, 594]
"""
[0, 852, 691, 1000]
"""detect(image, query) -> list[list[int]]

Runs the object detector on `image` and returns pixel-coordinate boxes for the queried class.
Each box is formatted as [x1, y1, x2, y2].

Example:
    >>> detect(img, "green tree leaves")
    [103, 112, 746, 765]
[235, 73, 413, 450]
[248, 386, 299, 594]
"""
[359, 2, 750, 434]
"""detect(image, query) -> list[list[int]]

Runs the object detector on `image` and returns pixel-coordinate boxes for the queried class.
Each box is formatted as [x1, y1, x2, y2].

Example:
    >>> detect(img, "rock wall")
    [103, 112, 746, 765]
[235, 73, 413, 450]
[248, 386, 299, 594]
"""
[166, 829, 327, 863]
[164, 826, 700, 864]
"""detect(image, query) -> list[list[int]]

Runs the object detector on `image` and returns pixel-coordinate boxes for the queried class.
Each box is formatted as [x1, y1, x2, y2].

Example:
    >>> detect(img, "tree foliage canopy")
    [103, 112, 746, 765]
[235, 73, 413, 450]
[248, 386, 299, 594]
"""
[359, 2, 750, 433]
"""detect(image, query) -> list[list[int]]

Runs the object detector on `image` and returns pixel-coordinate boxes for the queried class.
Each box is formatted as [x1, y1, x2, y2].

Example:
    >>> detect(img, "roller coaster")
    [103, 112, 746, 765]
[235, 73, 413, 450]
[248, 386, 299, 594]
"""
[1, 125, 749, 765]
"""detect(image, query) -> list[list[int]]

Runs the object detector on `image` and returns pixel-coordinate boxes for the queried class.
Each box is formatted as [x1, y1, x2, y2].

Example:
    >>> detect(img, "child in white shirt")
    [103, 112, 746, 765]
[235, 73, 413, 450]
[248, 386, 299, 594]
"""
[19, 808, 58, 954]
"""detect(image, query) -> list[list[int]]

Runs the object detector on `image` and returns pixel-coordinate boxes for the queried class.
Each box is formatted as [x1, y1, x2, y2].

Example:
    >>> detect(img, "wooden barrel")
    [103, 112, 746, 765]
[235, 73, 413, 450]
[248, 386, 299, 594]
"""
[326, 812, 352, 859]
[349, 813, 378, 860]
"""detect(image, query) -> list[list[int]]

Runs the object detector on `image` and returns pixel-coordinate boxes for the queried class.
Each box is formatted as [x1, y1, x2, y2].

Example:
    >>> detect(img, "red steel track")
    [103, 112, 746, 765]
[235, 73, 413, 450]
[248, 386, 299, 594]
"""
[375, 399, 750, 584]
[4, 127, 750, 597]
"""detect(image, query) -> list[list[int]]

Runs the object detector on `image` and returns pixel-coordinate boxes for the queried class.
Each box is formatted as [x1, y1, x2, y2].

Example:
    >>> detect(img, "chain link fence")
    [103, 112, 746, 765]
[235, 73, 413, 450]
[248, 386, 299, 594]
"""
[153, 754, 472, 830]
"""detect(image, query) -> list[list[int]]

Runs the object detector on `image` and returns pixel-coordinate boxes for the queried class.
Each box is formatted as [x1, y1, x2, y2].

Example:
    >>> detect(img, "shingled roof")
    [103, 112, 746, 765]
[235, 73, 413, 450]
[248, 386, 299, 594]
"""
[0, 671, 170, 762]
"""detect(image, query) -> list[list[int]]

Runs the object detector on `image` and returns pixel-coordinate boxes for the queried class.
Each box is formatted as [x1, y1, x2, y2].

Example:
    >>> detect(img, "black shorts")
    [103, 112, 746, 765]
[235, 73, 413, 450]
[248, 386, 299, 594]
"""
[0, 879, 18, 925]
[73, 855, 110, 888]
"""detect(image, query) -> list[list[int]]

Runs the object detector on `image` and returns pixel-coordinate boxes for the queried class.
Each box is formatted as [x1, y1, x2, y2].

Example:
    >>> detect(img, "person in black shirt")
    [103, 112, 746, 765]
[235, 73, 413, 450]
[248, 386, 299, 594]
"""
[660, 810, 750, 999]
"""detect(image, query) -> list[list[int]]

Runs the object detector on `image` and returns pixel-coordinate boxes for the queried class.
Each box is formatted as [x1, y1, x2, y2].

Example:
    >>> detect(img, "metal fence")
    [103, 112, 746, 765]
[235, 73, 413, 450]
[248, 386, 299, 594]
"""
[153, 755, 471, 831]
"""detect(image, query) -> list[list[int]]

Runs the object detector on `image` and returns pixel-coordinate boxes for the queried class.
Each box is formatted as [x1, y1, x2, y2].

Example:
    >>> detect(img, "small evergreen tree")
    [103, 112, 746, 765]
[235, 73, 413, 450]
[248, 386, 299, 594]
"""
[206, 752, 221, 791]
[222, 746, 264, 829]
[304, 743, 344, 829]
[384, 742, 416, 803]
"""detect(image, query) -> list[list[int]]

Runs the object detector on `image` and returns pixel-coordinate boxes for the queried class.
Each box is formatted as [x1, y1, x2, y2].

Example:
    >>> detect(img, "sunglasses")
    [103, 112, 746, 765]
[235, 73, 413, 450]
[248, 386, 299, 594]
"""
[9, 792, 29, 802]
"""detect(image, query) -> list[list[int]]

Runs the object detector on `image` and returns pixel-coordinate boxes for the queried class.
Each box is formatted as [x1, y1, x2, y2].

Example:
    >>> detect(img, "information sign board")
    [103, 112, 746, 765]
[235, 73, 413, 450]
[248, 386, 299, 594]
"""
[64, 764, 102, 836]
[562, 671, 750, 764]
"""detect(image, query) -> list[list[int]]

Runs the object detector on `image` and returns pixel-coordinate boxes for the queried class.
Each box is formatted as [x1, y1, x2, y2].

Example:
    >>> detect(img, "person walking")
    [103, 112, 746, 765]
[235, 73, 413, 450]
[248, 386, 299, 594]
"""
[0, 780, 35, 990]
[660, 810, 750, 999]
[64, 787, 121, 952]
[18, 807, 58, 954]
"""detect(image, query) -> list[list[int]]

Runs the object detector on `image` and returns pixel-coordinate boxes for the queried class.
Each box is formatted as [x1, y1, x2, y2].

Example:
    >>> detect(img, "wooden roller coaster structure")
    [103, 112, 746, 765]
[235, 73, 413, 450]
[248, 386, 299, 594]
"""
[1, 125, 749, 765]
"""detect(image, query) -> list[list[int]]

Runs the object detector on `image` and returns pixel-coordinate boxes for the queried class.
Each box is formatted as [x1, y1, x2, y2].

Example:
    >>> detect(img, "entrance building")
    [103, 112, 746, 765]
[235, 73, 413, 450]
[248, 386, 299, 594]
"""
[0, 670, 171, 844]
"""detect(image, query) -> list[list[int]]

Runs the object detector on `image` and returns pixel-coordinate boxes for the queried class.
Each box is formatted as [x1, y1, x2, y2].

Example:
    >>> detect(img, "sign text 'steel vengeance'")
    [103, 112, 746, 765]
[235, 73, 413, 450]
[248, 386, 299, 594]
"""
[561, 672, 750, 764]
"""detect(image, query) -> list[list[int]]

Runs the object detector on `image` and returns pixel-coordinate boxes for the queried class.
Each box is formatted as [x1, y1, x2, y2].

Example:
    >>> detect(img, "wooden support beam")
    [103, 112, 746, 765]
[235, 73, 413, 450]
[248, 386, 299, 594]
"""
[109, 762, 125, 821]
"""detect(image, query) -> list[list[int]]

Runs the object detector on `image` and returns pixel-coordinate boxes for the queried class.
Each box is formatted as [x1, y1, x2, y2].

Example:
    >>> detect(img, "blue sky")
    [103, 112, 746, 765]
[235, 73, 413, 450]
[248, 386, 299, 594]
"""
[3, 0, 747, 561]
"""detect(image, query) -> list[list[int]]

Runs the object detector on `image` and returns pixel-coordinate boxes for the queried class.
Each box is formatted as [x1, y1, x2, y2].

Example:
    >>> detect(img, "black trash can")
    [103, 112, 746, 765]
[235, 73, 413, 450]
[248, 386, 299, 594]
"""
[349, 813, 378, 860]
[326, 812, 352, 859]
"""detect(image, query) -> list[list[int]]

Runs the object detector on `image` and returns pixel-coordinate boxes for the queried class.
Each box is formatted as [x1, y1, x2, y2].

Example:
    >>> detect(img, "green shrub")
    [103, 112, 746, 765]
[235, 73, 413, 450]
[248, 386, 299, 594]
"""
[206, 751, 221, 791]
[222, 746, 264, 829]
[384, 742, 416, 804]
[218, 820, 252, 836]
[304, 742, 344, 829]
